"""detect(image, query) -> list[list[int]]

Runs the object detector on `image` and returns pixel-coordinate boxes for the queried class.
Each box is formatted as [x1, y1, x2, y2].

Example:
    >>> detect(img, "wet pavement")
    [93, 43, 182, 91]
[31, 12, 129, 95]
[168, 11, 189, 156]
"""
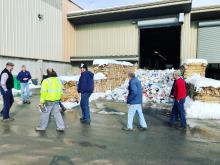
[0, 95, 220, 165]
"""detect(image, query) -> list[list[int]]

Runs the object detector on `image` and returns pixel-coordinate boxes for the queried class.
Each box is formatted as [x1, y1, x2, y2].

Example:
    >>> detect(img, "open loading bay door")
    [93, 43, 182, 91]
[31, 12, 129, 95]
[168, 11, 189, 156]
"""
[138, 15, 183, 69]
[140, 26, 181, 69]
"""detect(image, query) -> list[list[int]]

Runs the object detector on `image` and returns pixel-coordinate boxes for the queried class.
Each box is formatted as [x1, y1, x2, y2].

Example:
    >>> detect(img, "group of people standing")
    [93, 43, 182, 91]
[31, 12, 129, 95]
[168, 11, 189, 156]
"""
[0, 62, 187, 132]
[0, 63, 31, 122]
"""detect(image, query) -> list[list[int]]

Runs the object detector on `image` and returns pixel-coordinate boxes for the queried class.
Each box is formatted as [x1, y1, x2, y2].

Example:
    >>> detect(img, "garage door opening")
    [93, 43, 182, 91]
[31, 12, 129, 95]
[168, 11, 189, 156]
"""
[139, 26, 181, 69]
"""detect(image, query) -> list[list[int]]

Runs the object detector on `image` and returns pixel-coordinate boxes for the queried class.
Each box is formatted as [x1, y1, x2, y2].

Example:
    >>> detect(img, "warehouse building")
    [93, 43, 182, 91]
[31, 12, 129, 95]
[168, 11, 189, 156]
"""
[0, 0, 82, 80]
[1, 0, 220, 80]
[68, 0, 220, 79]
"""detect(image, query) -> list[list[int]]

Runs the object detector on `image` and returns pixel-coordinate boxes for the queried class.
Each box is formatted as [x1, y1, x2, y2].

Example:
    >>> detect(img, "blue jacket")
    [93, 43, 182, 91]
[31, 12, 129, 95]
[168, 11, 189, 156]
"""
[127, 77, 143, 104]
[17, 71, 32, 83]
[78, 71, 94, 94]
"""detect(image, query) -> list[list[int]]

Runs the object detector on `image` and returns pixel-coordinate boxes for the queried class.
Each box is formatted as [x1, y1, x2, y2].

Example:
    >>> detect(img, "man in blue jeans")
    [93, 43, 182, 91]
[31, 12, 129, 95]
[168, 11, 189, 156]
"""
[17, 65, 32, 104]
[122, 72, 147, 131]
[77, 64, 94, 125]
[169, 71, 187, 130]
[0, 62, 15, 122]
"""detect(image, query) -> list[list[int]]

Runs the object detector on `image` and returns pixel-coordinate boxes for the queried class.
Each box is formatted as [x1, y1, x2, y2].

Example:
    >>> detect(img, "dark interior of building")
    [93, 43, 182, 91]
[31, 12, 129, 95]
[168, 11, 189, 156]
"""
[140, 26, 181, 69]
[206, 64, 220, 80]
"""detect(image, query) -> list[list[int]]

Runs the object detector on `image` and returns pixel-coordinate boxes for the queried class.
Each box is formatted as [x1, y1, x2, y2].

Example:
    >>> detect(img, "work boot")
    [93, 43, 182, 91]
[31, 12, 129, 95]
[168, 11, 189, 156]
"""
[26, 100, 31, 104]
[35, 127, 46, 131]
[122, 127, 133, 131]
[137, 126, 148, 131]
[56, 128, 65, 132]
[2, 117, 15, 122]
[177, 127, 187, 131]
[81, 119, 91, 125]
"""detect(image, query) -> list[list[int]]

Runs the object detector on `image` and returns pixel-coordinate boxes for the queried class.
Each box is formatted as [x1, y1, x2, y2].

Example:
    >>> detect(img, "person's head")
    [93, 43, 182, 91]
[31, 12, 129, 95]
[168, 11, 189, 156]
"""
[79, 63, 88, 73]
[46, 68, 57, 77]
[173, 70, 181, 80]
[6, 62, 14, 72]
[128, 72, 135, 80]
[21, 65, 26, 71]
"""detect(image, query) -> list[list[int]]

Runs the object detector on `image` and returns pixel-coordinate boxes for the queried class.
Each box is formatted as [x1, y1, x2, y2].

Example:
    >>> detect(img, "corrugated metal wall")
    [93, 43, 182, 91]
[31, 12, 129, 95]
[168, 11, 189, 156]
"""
[198, 25, 220, 63]
[180, 13, 197, 64]
[62, 0, 81, 62]
[75, 20, 139, 57]
[0, 0, 63, 61]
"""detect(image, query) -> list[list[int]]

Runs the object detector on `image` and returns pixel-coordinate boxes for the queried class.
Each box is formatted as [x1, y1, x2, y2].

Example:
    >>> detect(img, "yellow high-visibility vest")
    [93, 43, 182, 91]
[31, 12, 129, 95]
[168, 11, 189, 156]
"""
[40, 77, 63, 104]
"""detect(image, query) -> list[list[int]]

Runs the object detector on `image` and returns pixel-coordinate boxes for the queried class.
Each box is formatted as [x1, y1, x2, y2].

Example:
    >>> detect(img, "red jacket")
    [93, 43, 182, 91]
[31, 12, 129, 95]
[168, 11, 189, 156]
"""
[173, 77, 187, 101]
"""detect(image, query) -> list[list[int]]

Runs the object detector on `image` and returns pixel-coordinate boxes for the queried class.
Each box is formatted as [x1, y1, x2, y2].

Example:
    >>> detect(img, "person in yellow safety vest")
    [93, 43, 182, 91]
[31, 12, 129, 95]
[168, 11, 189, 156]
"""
[35, 68, 65, 132]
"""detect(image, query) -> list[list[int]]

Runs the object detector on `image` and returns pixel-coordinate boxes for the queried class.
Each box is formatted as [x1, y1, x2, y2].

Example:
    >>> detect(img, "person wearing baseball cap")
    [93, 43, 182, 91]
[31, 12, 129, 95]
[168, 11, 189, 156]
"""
[0, 62, 15, 122]
[77, 63, 94, 125]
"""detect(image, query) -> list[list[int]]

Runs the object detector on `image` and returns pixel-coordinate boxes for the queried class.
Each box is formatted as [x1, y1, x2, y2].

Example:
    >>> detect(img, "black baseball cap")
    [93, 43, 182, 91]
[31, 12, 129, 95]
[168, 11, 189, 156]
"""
[80, 63, 88, 69]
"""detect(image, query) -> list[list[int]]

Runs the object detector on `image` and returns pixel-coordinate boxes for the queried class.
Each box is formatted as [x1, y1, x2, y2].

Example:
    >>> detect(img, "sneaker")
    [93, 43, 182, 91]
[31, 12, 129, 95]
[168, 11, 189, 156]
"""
[35, 127, 46, 131]
[56, 128, 65, 132]
[80, 117, 85, 121]
[22, 101, 27, 104]
[2, 118, 15, 122]
[137, 126, 147, 131]
[122, 127, 133, 131]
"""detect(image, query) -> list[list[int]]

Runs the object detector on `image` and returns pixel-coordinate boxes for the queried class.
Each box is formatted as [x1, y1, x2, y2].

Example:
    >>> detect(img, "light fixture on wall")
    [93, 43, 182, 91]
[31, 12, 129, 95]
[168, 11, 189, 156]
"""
[38, 14, 44, 21]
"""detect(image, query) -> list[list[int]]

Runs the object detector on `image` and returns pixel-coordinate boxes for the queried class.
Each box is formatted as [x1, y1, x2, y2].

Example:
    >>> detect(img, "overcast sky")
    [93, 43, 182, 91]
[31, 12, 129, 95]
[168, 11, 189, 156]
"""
[73, 0, 220, 10]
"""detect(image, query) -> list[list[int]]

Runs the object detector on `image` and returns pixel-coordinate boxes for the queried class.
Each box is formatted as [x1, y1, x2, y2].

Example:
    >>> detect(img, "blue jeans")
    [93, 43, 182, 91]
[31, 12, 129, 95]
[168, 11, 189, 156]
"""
[0, 87, 14, 119]
[169, 99, 187, 128]
[80, 93, 92, 121]
[20, 82, 30, 102]
[127, 104, 147, 129]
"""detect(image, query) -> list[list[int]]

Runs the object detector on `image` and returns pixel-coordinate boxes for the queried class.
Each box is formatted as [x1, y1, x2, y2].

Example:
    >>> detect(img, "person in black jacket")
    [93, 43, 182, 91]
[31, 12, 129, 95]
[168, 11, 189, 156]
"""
[0, 62, 15, 122]
[77, 64, 94, 125]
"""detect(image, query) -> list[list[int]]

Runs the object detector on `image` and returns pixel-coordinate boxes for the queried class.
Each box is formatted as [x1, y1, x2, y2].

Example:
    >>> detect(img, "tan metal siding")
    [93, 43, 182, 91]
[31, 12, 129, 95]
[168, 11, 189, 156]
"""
[62, 0, 81, 62]
[75, 21, 139, 57]
[0, 0, 63, 61]
[180, 13, 197, 64]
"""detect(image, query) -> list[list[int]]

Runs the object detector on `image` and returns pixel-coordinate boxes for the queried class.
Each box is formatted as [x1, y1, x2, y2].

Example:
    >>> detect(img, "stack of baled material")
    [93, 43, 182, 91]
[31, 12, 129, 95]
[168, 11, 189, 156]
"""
[183, 59, 208, 78]
[93, 60, 136, 90]
[59, 72, 108, 102]
[61, 80, 80, 102]
[93, 60, 135, 90]
[186, 75, 220, 104]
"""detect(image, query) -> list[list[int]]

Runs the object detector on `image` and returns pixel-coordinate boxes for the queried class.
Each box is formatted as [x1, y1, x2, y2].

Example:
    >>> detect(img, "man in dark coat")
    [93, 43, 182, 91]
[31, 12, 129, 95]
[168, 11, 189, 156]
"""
[77, 64, 94, 125]
[0, 62, 15, 122]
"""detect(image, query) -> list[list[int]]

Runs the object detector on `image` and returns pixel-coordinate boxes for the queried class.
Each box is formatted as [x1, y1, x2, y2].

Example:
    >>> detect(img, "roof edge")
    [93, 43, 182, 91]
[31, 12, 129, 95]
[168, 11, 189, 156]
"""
[68, 0, 83, 10]
[68, 0, 191, 17]
[192, 5, 220, 13]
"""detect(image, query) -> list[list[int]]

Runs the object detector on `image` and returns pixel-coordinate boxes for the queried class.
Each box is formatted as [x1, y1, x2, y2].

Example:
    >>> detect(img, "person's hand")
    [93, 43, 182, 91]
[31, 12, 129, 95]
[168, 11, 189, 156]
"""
[23, 78, 28, 81]
[39, 103, 44, 108]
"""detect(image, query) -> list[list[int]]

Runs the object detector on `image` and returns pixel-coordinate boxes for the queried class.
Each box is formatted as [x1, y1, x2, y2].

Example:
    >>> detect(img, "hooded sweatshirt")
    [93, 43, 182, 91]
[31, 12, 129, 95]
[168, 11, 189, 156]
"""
[78, 71, 94, 94]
